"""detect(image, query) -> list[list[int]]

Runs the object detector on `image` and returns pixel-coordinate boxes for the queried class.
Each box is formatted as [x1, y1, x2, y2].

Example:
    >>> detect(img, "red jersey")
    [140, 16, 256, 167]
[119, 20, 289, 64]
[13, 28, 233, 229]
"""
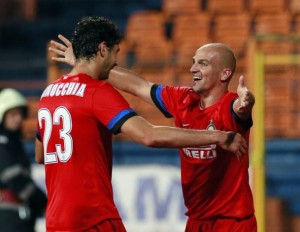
[37, 73, 137, 231]
[151, 85, 254, 220]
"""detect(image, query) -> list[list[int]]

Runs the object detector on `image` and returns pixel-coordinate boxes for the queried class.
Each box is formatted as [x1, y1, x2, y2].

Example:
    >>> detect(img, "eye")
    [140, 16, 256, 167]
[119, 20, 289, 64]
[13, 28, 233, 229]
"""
[198, 61, 208, 67]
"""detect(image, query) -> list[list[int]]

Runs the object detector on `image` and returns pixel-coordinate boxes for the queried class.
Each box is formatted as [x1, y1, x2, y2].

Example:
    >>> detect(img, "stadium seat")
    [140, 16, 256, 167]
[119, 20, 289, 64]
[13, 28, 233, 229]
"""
[264, 69, 294, 138]
[292, 15, 300, 53]
[174, 71, 194, 87]
[248, 0, 287, 15]
[125, 10, 167, 50]
[171, 13, 211, 48]
[174, 43, 200, 73]
[289, 0, 300, 15]
[117, 41, 131, 68]
[265, 138, 300, 231]
[253, 12, 293, 54]
[133, 39, 173, 71]
[162, 0, 202, 20]
[293, 15, 300, 33]
[171, 13, 212, 73]
[254, 12, 291, 35]
[228, 70, 245, 92]
[206, 0, 246, 15]
[132, 66, 176, 86]
[212, 13, 251, 70]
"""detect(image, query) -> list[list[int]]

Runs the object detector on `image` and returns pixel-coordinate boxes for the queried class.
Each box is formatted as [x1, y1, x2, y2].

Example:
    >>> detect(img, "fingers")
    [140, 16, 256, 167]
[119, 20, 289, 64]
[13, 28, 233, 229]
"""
[238, 75, 250, 96]
[239, 90, 252, 109]
[233, 133, 247, 162]
[236, 151, 242, 162]
[49, 40, 67, 51]
[49, 47, 65, 56]
[239, 75, 245, 87]
[52, 57, 67, 62]
[48, 36, 68, 60]
[48, 34, 75, 66]
[48, 34, 71, 54]
[58, 34, 72, 47]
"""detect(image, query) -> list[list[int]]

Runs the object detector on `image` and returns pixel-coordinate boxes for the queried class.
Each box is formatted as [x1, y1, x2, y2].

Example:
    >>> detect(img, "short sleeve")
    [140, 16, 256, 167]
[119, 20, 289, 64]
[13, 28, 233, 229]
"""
[92, 84, 137, 134]
[221, 93, 253, 132]
[150, 84, 191, 118]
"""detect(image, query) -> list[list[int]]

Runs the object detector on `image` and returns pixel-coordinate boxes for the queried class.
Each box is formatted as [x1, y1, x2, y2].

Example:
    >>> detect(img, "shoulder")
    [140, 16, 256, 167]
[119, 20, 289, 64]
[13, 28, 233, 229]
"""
[160, 85, 196, 100]
[94, 81, 123, 97]
[219, 92, 238, 106]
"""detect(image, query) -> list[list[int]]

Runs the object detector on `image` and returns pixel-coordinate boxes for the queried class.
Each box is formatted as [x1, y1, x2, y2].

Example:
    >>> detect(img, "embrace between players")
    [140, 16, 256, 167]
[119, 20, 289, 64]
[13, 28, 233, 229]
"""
[35, 16, 256, 232]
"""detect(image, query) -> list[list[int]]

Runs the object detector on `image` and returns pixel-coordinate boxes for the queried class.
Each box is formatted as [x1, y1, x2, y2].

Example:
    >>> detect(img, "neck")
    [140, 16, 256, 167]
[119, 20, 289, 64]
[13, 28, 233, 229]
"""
[70, 60, 101, 80]
[199, 88, 228, 109]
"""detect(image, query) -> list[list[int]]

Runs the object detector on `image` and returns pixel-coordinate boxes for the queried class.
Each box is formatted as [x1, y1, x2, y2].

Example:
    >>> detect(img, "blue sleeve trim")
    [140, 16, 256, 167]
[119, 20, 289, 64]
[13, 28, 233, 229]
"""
[230, 98, 253, 131]
[150, 85, 173, 118]
[107, 109, 138, 134]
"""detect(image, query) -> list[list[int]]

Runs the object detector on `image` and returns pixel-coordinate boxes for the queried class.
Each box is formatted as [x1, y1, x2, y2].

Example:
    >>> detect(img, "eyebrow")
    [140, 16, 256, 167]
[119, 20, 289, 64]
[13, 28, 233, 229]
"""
[197, 59, 209, 63]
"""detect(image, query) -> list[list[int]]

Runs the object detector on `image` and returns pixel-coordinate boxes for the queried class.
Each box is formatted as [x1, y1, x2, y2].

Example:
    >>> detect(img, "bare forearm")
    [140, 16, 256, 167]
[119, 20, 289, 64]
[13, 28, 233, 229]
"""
[122, 116, 225, 148]
[109, 66, 154, 104]
[35, 139, 44, 164]
[122, 116, 246, 158]
[140, 125, 246, 160]
[147, 126, 225, 148]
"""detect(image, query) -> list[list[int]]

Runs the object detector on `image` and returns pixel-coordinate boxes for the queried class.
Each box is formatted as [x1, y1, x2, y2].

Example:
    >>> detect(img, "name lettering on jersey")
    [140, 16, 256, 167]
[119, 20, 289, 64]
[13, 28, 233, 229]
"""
[40, 82, 86, 98]
[182, 146, 217, 159]
[182, 119, 217, 160]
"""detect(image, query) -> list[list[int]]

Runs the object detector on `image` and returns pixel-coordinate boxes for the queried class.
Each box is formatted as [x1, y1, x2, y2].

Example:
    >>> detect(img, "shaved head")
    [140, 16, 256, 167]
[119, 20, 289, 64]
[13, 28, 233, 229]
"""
[198, 43, 236, 77]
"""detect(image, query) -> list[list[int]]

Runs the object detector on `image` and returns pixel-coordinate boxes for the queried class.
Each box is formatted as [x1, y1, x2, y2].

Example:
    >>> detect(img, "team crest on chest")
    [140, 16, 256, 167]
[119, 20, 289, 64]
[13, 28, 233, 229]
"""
[182, 119, 218, 160]
[207, 119, 216, 131]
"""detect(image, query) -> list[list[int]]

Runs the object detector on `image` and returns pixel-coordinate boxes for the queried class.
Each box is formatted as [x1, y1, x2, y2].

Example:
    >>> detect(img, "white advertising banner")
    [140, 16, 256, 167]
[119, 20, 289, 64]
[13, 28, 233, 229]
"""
[32, 164, 187, 232]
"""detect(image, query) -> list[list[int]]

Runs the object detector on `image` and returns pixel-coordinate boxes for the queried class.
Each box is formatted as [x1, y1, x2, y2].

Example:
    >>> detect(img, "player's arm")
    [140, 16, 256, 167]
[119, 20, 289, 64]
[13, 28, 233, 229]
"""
[232, 75, 255, 120]
[49, 35, 154, 105]
[121, 116, 247, 160]
[35, 138, 44, 164]
[110, 66, 154, 105]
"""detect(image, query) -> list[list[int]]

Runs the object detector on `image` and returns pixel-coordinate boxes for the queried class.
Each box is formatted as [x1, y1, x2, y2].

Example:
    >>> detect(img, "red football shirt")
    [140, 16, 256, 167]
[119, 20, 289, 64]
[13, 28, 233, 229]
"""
[37, 73, 137, 231]
[151, 85, 254, 220]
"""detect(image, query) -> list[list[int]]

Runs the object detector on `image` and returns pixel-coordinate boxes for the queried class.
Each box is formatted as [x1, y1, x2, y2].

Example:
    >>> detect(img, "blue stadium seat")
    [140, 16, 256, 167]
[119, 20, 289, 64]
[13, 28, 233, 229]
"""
[266, 139, 300, 215]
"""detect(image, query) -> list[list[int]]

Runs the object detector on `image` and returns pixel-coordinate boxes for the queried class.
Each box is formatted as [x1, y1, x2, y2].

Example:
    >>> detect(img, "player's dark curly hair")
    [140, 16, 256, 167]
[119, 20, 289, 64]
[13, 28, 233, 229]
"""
[71, 16, 122, 61]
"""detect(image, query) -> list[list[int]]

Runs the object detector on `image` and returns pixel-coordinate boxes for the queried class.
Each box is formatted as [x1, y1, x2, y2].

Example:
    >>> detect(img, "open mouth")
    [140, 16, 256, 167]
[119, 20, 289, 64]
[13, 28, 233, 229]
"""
[193, 76, 202, 81]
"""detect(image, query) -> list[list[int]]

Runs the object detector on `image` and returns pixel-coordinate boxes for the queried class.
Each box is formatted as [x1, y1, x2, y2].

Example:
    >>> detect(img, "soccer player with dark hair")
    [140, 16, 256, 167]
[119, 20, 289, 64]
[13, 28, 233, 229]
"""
[37, 17, 247, 232]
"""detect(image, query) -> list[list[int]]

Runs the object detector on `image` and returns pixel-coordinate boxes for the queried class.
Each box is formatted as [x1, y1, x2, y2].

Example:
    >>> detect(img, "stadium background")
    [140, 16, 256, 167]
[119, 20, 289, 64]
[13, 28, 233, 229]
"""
[1, 0, 300, 231]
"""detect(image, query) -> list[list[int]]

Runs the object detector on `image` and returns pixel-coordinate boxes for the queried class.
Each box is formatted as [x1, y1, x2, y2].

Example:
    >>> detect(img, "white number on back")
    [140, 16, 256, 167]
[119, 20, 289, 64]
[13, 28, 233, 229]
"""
[38, 107, 73, 164]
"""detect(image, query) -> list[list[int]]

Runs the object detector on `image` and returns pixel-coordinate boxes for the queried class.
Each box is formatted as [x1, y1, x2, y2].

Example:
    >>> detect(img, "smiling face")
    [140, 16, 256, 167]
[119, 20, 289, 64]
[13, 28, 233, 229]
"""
[190, 43, 236, 96]
[190, 46, 222, 94]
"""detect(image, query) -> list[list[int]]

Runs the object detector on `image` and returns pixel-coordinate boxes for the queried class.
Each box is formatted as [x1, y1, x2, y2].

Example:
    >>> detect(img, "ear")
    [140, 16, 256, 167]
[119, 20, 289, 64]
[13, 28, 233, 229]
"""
[220, 68, 232, 81]
[98, 42, 107, 57]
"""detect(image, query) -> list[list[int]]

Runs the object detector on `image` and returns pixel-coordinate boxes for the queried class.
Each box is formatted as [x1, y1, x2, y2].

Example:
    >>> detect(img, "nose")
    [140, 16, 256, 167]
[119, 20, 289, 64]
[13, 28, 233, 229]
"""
[190, 65, 198, 74]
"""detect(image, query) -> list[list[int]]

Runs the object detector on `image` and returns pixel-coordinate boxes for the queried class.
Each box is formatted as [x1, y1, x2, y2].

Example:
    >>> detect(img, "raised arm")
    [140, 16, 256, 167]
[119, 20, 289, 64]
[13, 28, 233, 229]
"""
[49, 35, 155, 105]
[110, 66, 154, 104]
[121, 116, 247, 161]
[232, 75, 255, 120]
[49, 34, 75, 66]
